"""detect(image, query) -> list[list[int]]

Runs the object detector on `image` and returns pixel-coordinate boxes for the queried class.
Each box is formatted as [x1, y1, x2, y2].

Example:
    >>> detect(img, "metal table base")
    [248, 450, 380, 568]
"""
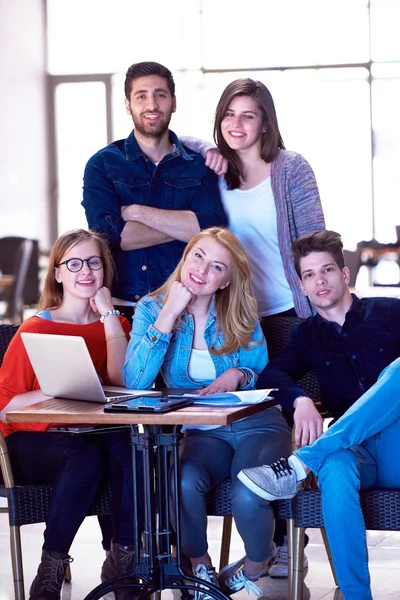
[84, 425, 230, 600]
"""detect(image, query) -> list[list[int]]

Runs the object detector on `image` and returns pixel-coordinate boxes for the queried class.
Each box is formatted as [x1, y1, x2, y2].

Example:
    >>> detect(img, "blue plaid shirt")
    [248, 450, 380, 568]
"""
[83, 130, 227, 301]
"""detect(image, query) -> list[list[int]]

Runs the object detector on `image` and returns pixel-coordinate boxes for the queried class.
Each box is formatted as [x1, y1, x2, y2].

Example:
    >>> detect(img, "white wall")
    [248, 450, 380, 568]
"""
[0, 0, 50, 248]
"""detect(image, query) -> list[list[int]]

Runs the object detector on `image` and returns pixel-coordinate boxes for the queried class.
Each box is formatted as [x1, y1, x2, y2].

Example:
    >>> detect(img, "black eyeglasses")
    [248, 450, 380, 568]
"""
[57, 256, 104, 272]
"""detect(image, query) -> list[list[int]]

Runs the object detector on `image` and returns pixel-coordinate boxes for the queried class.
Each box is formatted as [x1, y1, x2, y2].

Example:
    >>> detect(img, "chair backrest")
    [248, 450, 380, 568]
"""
[0, 237, 39, 321]
[261, 315, 321, 403]
[343, 249, 362, 287]
[0, 324, 19, 367]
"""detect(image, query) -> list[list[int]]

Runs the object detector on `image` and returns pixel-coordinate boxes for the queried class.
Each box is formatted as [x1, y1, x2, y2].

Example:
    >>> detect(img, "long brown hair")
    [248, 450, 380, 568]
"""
[38, 229, 114, 310]
[152, 228, 259, 355]
[214, 78, 285, 190]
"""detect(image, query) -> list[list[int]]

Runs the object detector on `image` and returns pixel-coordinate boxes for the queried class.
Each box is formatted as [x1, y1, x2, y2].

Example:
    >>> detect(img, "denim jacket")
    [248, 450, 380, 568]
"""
[82, 130, 227, 301]
[123, 294, 268, 390]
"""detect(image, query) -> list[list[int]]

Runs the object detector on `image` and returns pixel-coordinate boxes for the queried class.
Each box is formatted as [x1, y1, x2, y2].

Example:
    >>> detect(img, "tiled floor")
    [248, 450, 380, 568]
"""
[1, 498, 400, 600]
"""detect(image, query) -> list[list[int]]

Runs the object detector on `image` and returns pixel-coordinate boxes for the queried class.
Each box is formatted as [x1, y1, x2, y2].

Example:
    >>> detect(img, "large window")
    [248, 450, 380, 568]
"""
[47, 0, 400, 249]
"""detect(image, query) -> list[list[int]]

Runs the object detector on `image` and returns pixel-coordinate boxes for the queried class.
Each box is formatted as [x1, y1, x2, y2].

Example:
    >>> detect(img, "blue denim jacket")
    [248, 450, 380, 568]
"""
[82, 130, 227, 301]
[123, 294, 268, 390]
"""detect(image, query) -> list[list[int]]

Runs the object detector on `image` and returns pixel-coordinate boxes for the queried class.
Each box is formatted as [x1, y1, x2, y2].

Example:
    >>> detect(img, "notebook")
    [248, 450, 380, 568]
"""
[20, 332, 158, 404]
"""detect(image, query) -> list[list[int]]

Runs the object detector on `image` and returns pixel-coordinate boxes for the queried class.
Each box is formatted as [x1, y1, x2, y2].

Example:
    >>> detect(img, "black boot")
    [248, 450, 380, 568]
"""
[101, 539, 137, 599]
[29, 550, 73, 600]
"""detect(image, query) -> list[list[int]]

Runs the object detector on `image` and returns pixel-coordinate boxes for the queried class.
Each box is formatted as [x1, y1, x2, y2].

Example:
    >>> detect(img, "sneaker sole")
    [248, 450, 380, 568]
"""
[237, 471, 297, 501]
[269, 568, 288, 578]
[269, 560, 309, 579]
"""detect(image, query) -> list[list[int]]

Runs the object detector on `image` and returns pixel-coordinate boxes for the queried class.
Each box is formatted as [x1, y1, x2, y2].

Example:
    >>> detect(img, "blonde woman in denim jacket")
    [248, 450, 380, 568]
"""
[123, 227, 291, 598]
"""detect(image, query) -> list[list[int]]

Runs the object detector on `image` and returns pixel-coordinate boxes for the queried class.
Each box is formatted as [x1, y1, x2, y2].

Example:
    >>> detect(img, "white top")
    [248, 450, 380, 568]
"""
[187, 348, 216, 382]
[219, 177, 294, 317]
[184, 348, 219, 432]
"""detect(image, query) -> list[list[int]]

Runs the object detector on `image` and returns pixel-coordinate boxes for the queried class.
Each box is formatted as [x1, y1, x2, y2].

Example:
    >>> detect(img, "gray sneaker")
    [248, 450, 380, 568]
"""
[238, 457, 301, 501]
[218, 555, 272, 597]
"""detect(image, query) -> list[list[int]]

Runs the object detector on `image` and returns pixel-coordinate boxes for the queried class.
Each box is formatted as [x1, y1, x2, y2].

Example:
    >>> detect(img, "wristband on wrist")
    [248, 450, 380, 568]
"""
[238, 368, 251, 387]
[105, 332, 126, 342]
[100, 309, 120, 323]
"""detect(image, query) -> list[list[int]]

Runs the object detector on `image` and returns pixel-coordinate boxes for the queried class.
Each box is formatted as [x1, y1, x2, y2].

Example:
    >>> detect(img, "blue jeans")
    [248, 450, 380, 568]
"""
[173, 408, 291, 562]
[295, 357, 400, 600]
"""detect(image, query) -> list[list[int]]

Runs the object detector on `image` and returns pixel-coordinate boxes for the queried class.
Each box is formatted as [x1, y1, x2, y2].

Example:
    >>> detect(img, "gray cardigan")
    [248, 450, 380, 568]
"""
[271, 150, 325, 317]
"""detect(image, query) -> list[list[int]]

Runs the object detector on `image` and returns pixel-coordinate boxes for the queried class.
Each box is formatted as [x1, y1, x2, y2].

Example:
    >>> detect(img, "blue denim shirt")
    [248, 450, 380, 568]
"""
[257, 295, 400, 418]
[123, 294, 268, 390]
[82, 130, 227, 301]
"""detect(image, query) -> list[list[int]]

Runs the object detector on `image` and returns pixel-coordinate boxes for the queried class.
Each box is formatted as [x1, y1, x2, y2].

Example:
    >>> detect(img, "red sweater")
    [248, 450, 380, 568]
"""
[0, 315, 131, 437]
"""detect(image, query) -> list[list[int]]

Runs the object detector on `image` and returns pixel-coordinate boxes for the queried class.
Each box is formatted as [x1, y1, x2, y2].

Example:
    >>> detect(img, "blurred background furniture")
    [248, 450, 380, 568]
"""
[343, 248, 363, 288]
[357, 238, 400, 287]
[0, 237, 40, 324]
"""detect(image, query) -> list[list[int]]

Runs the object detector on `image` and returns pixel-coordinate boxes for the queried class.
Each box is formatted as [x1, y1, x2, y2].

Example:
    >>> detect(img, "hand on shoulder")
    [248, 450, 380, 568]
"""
[205, 149, 228, 177]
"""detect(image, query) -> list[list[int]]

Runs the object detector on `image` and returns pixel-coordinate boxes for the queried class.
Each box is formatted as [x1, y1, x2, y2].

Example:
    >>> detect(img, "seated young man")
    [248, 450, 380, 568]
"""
[238, 229, 400, 600]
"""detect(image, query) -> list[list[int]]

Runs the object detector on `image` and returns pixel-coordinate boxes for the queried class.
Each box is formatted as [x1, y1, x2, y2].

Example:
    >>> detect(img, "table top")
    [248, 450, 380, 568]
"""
[6, 392, 276, 426]
[360, 246, 400, 257]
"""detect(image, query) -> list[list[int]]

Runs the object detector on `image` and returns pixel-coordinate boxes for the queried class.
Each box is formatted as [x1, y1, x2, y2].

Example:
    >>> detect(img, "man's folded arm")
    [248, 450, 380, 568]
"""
[121, 204, 200, 244]
[120, 220, 174, 250]
[121, 167, 226, 245]
[83, 155, 178, 250]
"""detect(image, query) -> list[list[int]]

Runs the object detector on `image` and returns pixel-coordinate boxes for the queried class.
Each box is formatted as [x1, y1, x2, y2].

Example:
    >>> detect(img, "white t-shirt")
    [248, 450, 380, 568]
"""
[219, 177, 294, 317]
[184, 349, 219, 432]
[187, 348, 216, 382]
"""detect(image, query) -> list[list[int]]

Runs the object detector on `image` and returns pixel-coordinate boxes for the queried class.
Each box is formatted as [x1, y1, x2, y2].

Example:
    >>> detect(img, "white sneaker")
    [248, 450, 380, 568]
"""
[269, 538, 308, 578]
[218, 554, 274, 597]
[193, 563, 219, 600]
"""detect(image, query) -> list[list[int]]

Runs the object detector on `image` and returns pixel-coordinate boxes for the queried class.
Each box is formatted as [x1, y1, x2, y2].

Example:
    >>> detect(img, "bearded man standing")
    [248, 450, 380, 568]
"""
[82, 61, 226, 318]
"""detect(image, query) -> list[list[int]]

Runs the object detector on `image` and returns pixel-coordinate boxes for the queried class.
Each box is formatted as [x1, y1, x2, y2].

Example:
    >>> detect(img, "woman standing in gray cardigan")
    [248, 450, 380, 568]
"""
[185, 78, 324, 319]
[211, 78, 324, 319]
[182, 78, 324, 590]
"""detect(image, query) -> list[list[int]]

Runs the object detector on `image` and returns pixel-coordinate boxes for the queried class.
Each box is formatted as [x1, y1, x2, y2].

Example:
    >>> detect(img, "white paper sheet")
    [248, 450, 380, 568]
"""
[180, 389, 278, 406]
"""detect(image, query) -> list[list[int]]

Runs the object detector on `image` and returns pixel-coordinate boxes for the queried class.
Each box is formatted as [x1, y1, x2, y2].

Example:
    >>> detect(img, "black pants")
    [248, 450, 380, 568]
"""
[6, 429, 142, 553]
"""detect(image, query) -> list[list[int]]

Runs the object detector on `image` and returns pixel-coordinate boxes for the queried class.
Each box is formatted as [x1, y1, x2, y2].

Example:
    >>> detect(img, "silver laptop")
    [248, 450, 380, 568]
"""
[20, 332, 143, 403]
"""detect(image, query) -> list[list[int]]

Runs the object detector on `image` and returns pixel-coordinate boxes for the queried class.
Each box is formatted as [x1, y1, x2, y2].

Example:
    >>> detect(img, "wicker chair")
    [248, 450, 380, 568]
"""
[0, 324, 113, 600]
[205, 315, 319, 572]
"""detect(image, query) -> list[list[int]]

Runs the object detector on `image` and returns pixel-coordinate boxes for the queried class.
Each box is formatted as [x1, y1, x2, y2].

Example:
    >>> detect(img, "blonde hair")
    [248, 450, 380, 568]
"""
[39, 229, 114, 310]
[152, 228, 259, 355]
